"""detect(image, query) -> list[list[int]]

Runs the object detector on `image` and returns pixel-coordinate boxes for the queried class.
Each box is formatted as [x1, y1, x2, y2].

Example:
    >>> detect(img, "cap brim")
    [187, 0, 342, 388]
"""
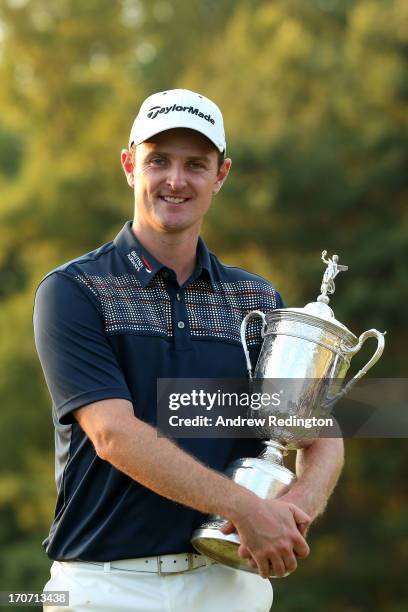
[129, 121, 225, 153]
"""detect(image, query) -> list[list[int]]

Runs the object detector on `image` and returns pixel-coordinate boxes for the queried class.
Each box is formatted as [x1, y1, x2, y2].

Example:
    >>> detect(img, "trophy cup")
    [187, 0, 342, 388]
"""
[191, 252, 385, 576]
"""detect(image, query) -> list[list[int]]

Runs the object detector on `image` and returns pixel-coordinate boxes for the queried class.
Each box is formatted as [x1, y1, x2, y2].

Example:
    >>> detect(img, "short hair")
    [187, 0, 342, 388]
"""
[130, 143, 225, 171]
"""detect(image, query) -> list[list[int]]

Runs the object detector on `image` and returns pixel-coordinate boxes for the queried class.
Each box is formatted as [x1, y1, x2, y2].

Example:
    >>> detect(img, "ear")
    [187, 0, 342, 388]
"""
[121, 149, 135, 188]
[213, 158, 232, 195]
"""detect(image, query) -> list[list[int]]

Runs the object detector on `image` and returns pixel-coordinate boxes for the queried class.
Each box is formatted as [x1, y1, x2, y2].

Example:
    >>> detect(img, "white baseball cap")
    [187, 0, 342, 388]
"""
[128, 89, 226, 153]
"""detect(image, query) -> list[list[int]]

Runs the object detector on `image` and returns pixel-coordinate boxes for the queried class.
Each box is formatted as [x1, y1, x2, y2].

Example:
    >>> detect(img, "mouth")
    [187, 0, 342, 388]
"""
[159, 195, 191, 204]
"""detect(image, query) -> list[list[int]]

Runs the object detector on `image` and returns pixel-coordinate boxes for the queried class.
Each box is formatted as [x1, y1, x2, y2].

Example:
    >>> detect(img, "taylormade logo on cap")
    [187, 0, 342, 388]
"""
[147, 104, 215, 124]
[128, 89, 226, 153]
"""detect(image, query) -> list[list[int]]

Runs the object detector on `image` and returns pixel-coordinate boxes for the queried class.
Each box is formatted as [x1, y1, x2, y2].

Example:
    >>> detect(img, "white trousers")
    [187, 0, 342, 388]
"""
[43, 560, 273, 612]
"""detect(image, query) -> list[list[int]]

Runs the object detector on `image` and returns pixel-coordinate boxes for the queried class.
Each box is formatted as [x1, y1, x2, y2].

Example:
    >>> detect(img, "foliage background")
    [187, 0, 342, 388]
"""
[0, 0, 406, 610]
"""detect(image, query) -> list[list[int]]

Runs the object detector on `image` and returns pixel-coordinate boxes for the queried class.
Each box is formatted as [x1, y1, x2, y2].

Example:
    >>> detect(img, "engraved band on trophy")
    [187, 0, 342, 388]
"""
[191, 252, 385, 577]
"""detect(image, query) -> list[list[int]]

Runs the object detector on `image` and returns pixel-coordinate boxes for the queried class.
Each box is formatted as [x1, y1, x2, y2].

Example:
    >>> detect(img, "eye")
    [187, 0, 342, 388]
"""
[149, 157, 167, 167]
[188, 160, 205, 170]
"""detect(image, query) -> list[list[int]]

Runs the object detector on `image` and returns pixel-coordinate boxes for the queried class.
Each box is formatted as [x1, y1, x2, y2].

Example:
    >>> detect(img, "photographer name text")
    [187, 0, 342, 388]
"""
[168, 415, 334, 429]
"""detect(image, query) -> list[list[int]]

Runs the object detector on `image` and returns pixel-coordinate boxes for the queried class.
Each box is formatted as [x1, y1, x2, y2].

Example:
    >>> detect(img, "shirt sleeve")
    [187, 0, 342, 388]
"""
[33, 271, 133, 425]
[276, 291, 287, 308]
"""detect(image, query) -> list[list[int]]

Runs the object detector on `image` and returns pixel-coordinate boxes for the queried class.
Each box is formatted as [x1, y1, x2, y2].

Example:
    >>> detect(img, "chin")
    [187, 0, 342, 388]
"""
[159, 223, 192, 234]
[156, 215, 197, 233]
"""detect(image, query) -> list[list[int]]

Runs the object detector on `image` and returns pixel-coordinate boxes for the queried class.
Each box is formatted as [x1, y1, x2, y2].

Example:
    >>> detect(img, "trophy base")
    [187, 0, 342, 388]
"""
[191, 523, 289, 578]
[191, 524, 252, 573]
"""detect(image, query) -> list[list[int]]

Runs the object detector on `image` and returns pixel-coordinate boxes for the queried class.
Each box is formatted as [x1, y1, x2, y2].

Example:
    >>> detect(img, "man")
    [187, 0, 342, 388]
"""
[34, 89, 344, 611]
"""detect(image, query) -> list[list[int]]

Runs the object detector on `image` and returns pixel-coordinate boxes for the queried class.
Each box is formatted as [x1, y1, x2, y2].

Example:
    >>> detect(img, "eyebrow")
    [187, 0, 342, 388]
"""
[144, 150, 212, 163]
[186, 155, 212, 164]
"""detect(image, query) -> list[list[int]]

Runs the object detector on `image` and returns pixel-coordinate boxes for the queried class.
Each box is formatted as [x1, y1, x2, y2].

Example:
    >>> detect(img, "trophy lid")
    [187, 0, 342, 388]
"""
[289, 300, 351, 334]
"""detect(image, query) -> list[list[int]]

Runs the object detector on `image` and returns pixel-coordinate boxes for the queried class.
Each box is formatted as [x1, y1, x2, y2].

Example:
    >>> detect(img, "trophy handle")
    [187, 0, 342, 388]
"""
[339, 329, 386, 395]
[322, 329, 386, 413]
[240, 310, 267, 380]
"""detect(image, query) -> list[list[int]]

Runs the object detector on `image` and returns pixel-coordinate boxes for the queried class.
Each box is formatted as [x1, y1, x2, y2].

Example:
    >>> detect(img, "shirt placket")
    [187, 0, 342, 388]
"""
[162, 270, 192, 351]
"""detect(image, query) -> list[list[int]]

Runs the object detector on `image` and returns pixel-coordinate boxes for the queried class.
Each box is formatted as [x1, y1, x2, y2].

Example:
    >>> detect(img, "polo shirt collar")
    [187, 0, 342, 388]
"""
[196, 235, 216, 290]
[114, 221, 216, 290]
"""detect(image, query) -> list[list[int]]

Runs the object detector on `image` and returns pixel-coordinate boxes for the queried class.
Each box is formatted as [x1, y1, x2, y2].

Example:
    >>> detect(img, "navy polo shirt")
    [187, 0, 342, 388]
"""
[33, 221, 284, 561]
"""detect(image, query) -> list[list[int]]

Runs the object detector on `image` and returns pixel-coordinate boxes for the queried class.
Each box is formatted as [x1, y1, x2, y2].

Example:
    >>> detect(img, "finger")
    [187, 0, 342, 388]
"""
[290, 504, 311, 527]
[253, 554, 271, 579]
[282, 552, 297, 574]
[238, 544, 251, 559]
[220, 520, 236, 535]
[293, 535, 310, 559]
[247, 558, 257, 569]
[269, 557, 286, 578]
[297, 521, 309, 538]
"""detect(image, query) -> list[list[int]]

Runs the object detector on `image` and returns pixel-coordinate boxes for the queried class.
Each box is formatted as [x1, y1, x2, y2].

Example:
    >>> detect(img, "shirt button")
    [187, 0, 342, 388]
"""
[176, 293, 181, 301]
[177, 321, 185, 329]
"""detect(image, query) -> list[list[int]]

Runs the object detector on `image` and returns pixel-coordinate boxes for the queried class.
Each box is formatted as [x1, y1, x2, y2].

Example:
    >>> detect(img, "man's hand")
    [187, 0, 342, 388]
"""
[220, 498, 311, 578]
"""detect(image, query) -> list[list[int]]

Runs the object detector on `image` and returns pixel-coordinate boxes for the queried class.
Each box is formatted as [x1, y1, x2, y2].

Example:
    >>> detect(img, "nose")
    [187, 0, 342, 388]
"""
[166, 164, 187, 192]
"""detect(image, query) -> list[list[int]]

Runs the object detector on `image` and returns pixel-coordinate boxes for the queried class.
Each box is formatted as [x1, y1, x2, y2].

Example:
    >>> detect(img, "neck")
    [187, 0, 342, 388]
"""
[131, 221, 200, 286]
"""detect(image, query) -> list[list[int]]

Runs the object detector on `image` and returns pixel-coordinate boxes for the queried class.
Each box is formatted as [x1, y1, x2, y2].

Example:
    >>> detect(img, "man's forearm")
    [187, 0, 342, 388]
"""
[97, 408, 255, 523]
[279, 438, 344, 521]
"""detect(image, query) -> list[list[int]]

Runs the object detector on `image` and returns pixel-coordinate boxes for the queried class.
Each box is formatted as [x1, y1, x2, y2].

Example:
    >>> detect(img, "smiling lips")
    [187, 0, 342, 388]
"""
[160, 195, 190, 204]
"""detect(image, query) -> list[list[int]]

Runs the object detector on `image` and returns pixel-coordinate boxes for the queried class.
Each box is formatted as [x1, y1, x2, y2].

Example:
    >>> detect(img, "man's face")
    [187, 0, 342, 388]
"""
[122, 128, 231, 235]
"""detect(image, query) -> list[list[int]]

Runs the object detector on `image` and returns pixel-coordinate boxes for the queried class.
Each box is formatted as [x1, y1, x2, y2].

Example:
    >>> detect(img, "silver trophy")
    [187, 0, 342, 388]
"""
[191, 252, 385, 576]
